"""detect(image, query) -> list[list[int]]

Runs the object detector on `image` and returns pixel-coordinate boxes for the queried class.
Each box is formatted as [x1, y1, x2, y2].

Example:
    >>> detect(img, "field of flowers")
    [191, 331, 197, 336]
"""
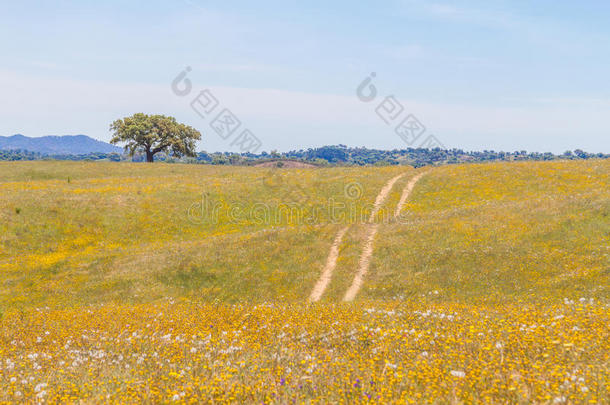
[365, 160, 610, 304]
[0, 159, 608, 403]
[1, 301, 608, 403]
[0, 161, 408, 307]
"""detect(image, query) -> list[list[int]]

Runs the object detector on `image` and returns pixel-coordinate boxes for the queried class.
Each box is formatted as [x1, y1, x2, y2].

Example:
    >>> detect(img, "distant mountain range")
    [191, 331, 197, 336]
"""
[0, 134, 122, 155]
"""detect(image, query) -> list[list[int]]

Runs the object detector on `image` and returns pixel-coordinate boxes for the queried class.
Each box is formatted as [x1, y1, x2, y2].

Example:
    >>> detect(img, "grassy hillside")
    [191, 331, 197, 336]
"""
[0, 161, 410, 308]
[0, 160, 608, 403]
[366, 160, 610, 303]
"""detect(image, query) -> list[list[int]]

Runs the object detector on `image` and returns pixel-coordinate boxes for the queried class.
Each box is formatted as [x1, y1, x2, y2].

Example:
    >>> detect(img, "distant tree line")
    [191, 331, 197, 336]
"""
[1, 145, 607, 167]
[190, 146, 608, 168]
[0, 149, 122, 162]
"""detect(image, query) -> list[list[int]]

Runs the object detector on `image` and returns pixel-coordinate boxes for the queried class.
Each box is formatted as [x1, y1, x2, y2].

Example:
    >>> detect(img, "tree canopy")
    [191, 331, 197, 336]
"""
[110, 113, 201, 162]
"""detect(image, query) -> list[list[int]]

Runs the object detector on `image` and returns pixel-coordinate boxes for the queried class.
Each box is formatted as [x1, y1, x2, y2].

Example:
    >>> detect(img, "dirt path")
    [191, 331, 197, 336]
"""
[343, 171, 426, 302]
[367, 173, 407, 222]
[308, 172, 407, 302]
[394, 172, 426, 218]
[342, 223, 379, 301]
[307, 171, 426, 303]
[308, 226, 349, 302]
[343, 173, 408, 302]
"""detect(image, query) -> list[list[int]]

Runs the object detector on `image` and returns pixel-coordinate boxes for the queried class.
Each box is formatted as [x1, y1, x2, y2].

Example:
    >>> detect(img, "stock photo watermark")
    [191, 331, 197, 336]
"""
[356, 73, 445, 149]
[186, 182, 411, 227]
[171, 67, 262, 153]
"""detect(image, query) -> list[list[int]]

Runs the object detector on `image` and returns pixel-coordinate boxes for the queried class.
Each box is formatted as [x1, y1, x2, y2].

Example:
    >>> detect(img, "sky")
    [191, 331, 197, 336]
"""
[1, 0, 609, 153]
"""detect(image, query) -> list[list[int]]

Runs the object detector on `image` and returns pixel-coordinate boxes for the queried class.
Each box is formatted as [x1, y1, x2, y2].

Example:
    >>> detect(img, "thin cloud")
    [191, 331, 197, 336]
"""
[405, 1, 519, 29]
[1, 69, 608, 153]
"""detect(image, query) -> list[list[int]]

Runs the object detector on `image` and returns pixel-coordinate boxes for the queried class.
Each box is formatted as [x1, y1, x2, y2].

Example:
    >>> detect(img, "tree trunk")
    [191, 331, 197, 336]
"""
[146, 150, 154, 163]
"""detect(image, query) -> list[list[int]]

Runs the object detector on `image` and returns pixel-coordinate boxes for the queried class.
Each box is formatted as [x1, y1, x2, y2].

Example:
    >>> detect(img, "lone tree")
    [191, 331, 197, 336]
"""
[110, 113, 201, 162]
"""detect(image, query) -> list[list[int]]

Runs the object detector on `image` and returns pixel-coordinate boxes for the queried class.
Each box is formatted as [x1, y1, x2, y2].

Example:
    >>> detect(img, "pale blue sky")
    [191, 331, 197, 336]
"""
[1, 0, 609, 152]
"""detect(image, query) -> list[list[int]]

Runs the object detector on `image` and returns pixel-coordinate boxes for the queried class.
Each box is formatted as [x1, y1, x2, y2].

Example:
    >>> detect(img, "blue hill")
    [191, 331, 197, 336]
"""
[0, 134, 122, 155]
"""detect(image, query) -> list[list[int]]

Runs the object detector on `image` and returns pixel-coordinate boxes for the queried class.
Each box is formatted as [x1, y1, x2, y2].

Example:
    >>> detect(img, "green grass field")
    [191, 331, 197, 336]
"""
[0, 161, 412, 307]
[0, 159, 608, 403]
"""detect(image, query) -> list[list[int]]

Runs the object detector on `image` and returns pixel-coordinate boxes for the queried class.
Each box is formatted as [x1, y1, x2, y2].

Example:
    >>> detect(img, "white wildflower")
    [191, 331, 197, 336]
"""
[450, 370, 466, 378]
[34, 383, 48, 393]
